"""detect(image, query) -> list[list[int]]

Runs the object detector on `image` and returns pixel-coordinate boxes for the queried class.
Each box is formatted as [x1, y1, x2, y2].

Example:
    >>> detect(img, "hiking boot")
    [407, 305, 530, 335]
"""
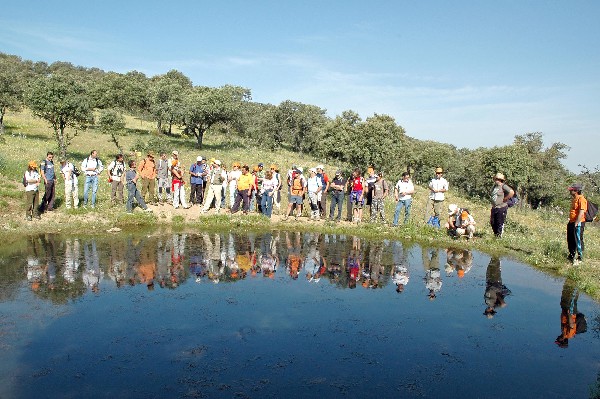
[25, 215, 32, 221]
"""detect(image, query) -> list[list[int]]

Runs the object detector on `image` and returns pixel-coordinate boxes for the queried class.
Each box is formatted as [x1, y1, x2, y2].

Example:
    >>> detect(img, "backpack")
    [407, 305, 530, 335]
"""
[291, 176, 304, 195]
[575, 312, 587, 334]
[506, 186, 519, 208]
[585, 200, 598, 222]
[73, 165, 81, 177]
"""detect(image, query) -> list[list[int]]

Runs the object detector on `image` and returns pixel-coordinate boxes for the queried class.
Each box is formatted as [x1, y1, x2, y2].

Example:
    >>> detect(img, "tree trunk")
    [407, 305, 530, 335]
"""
[58, 127, 68, 160]
[195, 130, 204, 149]
[0, 109, 4, 135]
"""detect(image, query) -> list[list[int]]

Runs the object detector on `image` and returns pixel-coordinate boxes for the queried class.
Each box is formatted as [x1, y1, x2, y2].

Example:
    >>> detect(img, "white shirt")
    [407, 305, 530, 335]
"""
[306, 176, 322, 193]
[428, 177, 448, 201]
[395, 179, 414, 200]
[107, 160, 125, 180]
[81, 157, 104, 176]
[25, 170, 40, 192]
[61, 162, 78, 188]
[261, 177, 279, 193]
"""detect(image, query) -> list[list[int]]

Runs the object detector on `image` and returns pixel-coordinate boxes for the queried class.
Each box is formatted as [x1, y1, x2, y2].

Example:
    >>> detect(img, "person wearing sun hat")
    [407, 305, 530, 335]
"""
[567, 183, 587, 265]
[425, 167, 448, 227]
[24, 161, 41, 220]
[201, 160, 227, 214]
[490, 172, 514, 238]
[138, 151, 157, 205]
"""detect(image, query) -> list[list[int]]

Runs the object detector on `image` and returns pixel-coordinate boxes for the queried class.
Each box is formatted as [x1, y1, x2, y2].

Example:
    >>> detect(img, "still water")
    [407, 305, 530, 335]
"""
[0, 232, 599, 398]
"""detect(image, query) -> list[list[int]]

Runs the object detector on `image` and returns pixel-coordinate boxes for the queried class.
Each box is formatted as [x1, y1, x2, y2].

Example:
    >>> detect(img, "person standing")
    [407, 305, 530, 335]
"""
[284, 168, 306, 220]
[567, 183, 587, 265]
[138, 152, 157, 205]
[60, 158, 79, 209]
[189, 156, 205, 206]
[316, 165, 330, 218]
[107, 154, 126, 205]
[201, 160, 227, 214]
[125, 160, 153, 213]
[393, 171, 415, 226]
[39, 152, 56, 212]
[255, 163, 265, 213]
[24, 161, 41, 220]
[425, 167, 448, 227]
[156, 152, 171, 205]
[228, 162, 242, 209]
[81, 150, 104, 208]
[231, 165, 255, 214]
[490, 172, 514, 238]
[370, 172, 389, 223]
[260, 170, 279, 218]
[328, 170, 346, 222]
[306, 168, 323, 220]
[349, 168, 365, 223]
[171, 160, 191, 209]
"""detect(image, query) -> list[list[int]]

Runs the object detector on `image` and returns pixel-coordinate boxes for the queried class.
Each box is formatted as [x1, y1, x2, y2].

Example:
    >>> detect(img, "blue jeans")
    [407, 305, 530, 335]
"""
[261, 189, 273, 218]
[393, 198, 412, 225]
[83, 175, 99, 206]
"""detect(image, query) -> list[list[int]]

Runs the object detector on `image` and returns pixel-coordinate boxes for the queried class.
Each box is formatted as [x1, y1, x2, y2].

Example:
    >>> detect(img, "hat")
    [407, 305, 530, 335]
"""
[435, 167, 443, 173]
[568, 183, 583, 191]
[448, 204, 458, 215]
[196, 156, 203, 162]
[172, 150, 179, 156]
[335, 170, 342, 175]
[258, 163, 264, 167]
[457, 269, 465, 278]
[494, 172, 505, 181]
[297, 167, 303, 173]
[316, 164, 324, 170]
[309, 167, 317, 174]
[28, 161, 38, 169]
[214, 160, 221, 166]
[147, 151, 155, 157]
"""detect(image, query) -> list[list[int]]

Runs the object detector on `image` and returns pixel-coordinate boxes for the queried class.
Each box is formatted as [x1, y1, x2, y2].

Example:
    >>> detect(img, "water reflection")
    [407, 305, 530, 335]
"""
[3, 231, 600, 398]
[556, 278, 587, 348]
[484, 256, 511, 318]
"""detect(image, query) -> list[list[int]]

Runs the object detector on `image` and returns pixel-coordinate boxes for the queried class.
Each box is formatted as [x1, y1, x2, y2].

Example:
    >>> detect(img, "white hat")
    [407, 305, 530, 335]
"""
[309, 167, 317, 174]
[448, 204, 458, 215]
[316, 164, 324, 170]
[196, 156, 203, 162]
[172, 150, 179, 156]
[297, 167, 303, 173]
[214, 160, 221, 165]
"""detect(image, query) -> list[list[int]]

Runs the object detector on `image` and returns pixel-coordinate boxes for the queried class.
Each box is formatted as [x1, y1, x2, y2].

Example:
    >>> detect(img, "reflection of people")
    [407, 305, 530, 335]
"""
[555, 279, 587, 348]
[484, 256, 511, 317]
[391, 241, 410, 293]
[285, 232, 303, 279]
[445, 248, 473, 278]
[83, 240, 103, 293]
[422, 248, 441, 299]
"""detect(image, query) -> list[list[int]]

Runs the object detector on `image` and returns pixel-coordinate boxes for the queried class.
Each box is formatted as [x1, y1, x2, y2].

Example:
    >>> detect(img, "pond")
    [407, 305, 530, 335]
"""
[0, 232, 599, 398]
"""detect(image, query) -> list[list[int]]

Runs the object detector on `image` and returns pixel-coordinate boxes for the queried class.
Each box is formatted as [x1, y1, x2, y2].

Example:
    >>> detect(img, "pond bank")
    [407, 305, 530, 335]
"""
[1, 203, 598, 301]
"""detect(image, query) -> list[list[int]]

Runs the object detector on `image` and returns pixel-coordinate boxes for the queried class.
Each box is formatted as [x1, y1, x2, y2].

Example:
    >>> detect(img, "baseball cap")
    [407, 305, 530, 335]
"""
[196, 156, 203, 162]
[568, 183, 583, 191]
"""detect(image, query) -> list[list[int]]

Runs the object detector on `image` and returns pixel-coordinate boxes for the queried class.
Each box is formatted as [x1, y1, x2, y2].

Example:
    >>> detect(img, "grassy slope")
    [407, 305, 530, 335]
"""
[1, 109, 598, 299]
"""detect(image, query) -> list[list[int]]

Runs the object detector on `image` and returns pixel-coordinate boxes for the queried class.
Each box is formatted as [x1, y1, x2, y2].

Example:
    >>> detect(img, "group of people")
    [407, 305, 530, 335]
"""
[22, 151, 590, 264]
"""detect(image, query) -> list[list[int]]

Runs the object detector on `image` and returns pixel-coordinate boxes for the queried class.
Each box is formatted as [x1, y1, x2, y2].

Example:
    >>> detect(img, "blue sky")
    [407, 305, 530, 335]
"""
[1, 0, 598, 171]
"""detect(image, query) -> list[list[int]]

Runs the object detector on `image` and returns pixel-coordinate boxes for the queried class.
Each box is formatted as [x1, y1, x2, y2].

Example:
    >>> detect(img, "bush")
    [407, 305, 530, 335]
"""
[131, 135, 172, 156]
